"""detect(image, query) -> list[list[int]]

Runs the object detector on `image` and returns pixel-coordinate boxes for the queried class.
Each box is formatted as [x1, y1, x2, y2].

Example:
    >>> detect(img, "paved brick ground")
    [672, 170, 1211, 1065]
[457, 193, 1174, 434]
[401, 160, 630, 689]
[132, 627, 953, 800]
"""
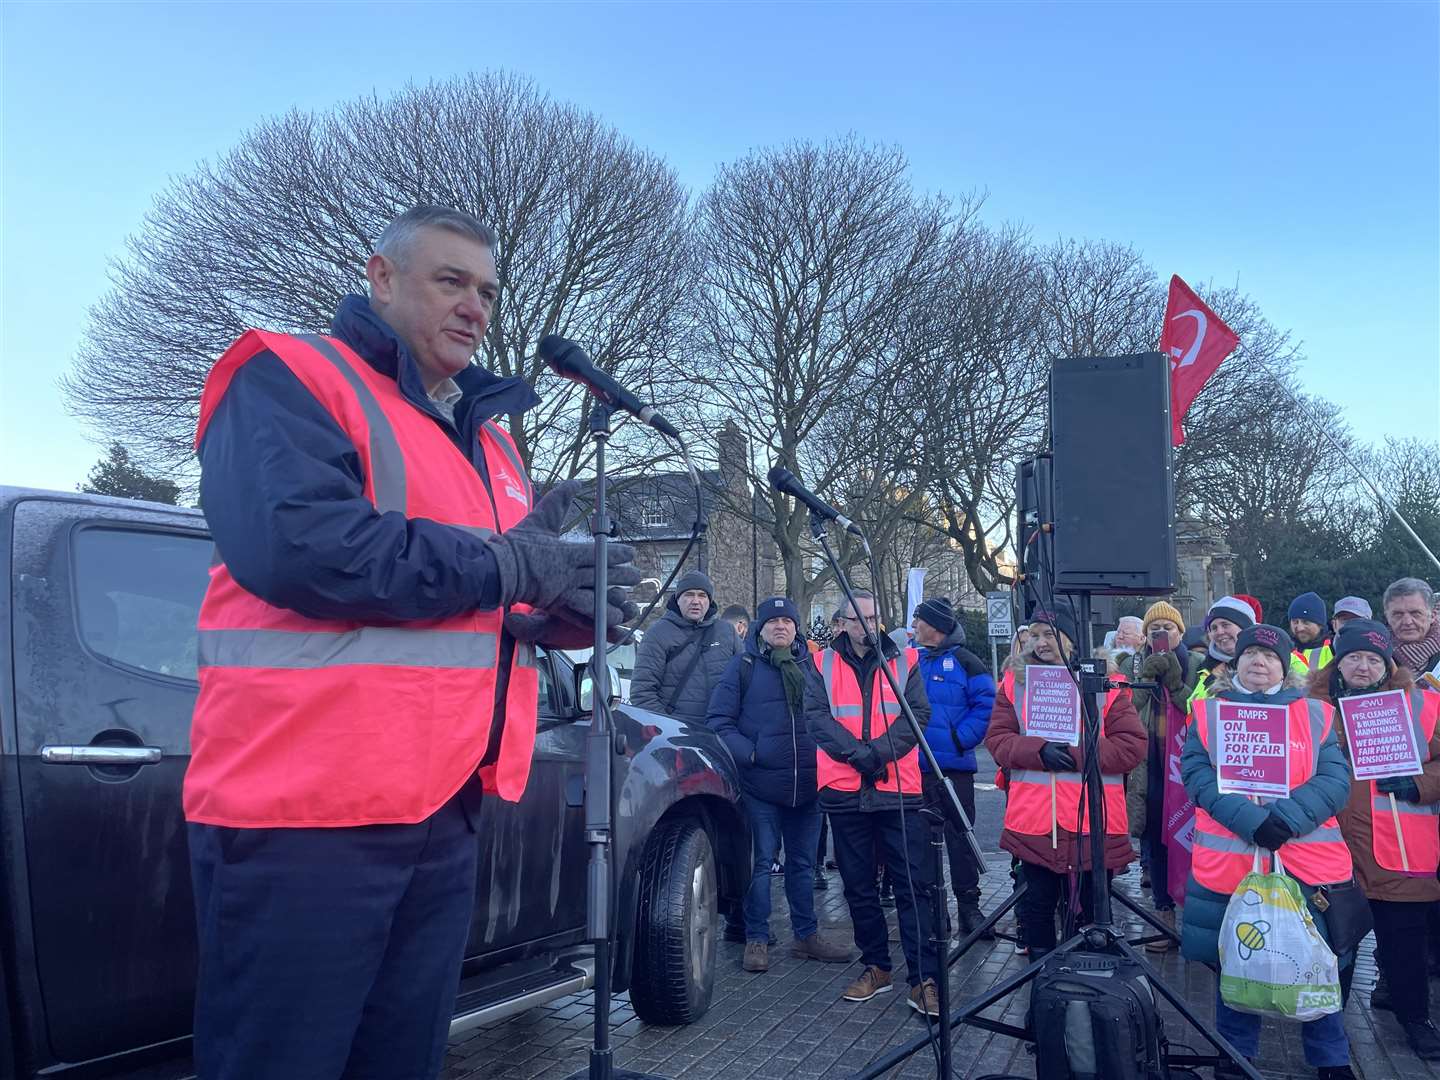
[446, 855, 1434, 1080]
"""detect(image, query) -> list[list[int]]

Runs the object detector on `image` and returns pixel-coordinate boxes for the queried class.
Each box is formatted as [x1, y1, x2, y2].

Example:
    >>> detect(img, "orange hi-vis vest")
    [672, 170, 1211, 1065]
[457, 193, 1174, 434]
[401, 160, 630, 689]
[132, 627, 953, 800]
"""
[1191, 696, 1353, 893]
[999, 668, 1130, 838]
[814, 646, 922, 795]
[184, 330, 538, 828]
[1369, 690, 1440, 874]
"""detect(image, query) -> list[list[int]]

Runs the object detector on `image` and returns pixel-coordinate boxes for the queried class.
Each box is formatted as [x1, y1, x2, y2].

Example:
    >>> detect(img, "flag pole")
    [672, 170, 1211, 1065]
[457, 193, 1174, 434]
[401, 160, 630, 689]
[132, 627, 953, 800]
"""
[1289, 391, 1440, 575]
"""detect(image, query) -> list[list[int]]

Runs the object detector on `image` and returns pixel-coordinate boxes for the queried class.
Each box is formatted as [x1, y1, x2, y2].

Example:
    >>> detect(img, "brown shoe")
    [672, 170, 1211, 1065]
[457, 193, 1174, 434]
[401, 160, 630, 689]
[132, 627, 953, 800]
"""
[743, 941, 769, 972]
[842, 965, 893, 1002]
[791, 933, 856, 963]
[908, 978, 941, 1018]
[1145, 909, 1176, 953]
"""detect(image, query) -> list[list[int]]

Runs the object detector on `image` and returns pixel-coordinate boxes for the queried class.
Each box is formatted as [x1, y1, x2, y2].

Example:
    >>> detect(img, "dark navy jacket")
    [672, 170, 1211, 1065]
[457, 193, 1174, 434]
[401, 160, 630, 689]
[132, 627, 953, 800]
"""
[705, 623, 820, 808]
[916, 630, 995, 773]
[198, 294, 539, 623]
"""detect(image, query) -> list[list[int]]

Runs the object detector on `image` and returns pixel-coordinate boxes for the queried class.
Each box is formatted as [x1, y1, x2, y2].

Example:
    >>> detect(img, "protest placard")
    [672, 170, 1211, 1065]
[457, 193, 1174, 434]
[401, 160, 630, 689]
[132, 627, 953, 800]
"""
[1215, 702, 1290, 797]
[1339, 690, 1422, 782]
[1023, 666, 1081, 746]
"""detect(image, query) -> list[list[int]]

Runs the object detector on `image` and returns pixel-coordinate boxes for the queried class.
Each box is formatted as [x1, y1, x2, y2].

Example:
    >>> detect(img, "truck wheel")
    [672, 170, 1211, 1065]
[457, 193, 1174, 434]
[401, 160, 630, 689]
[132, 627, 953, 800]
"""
[628, 818, 717, 1025]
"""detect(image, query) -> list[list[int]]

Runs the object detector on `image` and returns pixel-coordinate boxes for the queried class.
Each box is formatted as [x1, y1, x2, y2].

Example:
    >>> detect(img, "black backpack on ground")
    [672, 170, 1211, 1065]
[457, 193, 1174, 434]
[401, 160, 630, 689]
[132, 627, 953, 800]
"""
[1028, 950, 1168, 1080]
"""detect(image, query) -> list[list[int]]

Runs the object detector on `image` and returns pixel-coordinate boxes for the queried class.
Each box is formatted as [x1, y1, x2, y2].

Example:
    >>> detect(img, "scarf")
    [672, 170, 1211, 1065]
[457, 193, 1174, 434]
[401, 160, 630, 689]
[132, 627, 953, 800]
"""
[1396, 621, 1440, 675]
[767, 644, 806, 709]
[1208, 643, 1234, 664]
[1232, 672, 1284, 696]
[1331, 669, 1387, 700]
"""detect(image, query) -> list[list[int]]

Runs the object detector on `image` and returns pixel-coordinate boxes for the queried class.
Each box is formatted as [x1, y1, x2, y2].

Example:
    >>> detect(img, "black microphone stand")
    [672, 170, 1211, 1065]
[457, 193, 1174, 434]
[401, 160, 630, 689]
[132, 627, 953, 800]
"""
[807, 509, 985, 1080]
[566, 402, 668, 1080]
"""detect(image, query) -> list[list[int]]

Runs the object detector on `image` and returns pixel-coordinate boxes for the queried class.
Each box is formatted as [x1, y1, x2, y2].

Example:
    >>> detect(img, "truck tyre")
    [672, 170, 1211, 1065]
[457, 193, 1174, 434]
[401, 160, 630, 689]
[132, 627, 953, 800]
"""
[628, 817, 717, 1025]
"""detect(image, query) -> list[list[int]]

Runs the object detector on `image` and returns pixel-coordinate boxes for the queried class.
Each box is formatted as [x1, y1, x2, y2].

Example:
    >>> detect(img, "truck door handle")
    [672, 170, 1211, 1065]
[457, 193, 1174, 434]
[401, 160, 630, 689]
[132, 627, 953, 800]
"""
[40, 746, 163, 765]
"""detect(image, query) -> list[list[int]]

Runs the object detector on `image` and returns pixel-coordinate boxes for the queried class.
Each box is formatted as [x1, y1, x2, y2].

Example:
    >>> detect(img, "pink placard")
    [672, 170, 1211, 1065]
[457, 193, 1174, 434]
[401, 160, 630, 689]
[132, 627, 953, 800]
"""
[1339, 689, 1422, 781]
[1215, 702, 1290, 797]
[1023, 665, 1082, 746]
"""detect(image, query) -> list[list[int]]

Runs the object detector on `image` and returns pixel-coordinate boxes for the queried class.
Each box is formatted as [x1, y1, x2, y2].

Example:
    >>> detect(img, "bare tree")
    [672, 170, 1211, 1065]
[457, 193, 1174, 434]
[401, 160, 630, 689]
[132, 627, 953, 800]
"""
[63, 72, 693, 486]
[1038, 239, 1164, 358]
[689, 138, 951, 611]
[907, 222, 1051, 593]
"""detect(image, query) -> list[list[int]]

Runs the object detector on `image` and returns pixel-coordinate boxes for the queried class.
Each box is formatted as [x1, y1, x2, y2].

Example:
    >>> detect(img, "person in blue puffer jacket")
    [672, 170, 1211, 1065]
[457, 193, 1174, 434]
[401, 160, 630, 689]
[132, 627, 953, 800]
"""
[708, 596, 855, 973]
[912, 597, 996, 936]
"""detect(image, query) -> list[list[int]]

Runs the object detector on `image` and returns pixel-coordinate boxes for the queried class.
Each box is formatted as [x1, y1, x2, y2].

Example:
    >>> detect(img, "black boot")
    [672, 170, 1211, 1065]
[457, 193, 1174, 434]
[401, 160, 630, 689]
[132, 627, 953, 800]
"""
[1317, 1066, 1356, 1080]
[813, 868, 827, 891]
[879, 879, 895, 908]
[1370, 972, 1394, 1011]
[1403, 1019, 1440, 1062]
[956, 901, 995, 941]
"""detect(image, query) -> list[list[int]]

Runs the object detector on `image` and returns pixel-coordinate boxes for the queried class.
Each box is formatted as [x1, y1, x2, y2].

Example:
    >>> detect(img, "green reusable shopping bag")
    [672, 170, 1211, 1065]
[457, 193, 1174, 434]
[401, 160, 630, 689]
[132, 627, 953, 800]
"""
[1218, 851, 1341, 1020]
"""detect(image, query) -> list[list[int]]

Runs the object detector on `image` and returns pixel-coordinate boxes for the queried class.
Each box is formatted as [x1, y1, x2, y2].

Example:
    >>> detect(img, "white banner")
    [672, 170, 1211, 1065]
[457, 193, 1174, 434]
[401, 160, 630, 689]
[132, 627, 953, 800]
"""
[904, 567, 927, 632]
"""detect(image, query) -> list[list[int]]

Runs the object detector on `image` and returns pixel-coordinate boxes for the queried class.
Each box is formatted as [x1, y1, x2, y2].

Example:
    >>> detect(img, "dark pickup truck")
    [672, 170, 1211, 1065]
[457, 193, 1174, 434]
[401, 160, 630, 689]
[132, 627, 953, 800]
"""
[0, 486, 748, 1079]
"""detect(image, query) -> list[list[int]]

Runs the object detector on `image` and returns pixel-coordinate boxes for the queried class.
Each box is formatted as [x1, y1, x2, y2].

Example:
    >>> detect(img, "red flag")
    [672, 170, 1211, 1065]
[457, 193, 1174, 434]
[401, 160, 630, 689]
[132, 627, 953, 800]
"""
[1159, 275, 1239, 446]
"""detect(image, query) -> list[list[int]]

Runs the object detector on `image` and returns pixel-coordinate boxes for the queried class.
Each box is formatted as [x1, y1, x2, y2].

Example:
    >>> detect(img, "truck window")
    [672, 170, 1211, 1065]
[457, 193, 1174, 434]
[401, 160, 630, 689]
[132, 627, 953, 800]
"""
[72, 527, 213, 681]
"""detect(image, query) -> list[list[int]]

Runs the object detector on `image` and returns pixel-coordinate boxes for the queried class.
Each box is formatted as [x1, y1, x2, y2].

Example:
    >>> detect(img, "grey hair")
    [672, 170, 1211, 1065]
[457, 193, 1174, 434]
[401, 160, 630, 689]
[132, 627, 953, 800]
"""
[837, 590, 876, 618]
[1384, 577, 1436, 610]
[374, 205, 497, 268]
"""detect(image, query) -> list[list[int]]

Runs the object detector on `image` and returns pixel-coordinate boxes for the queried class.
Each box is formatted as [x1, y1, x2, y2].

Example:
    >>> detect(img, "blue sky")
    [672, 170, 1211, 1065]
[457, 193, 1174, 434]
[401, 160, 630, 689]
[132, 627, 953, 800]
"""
[3, 0, 1436, 492]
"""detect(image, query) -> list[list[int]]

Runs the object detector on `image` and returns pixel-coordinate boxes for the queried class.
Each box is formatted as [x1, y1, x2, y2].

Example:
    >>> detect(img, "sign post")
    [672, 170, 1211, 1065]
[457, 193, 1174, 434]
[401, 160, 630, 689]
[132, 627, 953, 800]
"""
[1024, 665, 1081, 848]
[987, 590, 1013, 680]
[1340, 690, 1424, 872]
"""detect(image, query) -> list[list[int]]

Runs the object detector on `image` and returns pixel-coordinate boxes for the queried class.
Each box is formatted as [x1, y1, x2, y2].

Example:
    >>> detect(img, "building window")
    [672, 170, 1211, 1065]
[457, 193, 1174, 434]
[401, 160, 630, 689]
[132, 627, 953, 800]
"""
[637, 502, 669, 529]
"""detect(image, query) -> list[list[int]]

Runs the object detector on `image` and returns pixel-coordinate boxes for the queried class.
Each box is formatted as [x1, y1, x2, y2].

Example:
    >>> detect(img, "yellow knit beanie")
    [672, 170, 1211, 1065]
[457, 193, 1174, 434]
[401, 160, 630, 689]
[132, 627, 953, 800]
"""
[1142, 601, 1185, 635]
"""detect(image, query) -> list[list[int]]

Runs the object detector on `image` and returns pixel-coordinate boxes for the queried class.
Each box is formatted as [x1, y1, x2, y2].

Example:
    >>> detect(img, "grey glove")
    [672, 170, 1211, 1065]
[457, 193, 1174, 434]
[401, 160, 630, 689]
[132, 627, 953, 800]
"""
[484, 480, 642, 622]
[504, 593, 638, 648]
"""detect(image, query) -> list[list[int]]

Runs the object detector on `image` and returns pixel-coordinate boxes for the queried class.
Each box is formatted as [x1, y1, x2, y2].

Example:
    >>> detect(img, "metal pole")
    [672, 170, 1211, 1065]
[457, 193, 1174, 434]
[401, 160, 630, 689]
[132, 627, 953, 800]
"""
[582, 403, 616, 1080]
[1297, 392, 1440, 574]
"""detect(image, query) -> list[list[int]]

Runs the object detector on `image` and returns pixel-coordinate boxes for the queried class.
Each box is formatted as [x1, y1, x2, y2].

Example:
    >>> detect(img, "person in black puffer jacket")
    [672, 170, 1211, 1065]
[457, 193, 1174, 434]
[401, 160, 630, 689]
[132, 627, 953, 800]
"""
[630, 570, 737, 723]
[708, 596, 855, 973]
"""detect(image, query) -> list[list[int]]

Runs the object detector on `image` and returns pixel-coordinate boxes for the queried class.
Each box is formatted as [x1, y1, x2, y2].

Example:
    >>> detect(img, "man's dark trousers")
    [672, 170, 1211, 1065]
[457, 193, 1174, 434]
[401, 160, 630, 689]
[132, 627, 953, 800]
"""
[188, 782, 481, 1079]
[921, 768, 980, 904]
[829, 807, 940, 986]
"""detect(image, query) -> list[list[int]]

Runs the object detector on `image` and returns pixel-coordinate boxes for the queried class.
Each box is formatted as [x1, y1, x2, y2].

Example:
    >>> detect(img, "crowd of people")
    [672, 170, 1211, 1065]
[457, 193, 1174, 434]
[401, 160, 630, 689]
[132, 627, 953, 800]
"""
[632, 568, 1440, 1078]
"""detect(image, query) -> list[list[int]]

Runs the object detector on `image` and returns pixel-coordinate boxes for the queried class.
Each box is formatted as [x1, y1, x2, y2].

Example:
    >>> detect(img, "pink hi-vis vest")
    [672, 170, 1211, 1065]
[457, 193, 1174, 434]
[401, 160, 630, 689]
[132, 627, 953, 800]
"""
[1369, 690, 1440, 874]
[814, 646, 922, 795]
[184, 330, 538, 828]
[1191, 696, 1352, 892]
[999, 669, 1130, 838]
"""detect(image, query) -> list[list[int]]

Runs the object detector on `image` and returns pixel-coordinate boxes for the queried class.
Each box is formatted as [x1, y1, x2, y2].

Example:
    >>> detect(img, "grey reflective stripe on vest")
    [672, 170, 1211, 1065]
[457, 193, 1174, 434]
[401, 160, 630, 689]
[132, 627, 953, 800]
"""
[1373, 796, 1440, 818]
[198, 627, 498, 670]
[515, 641, 537, 670]
[1012, 769, 1124, 788]
[1410, 690, 1433, 762]
[1287, 824, 1345, 847]
[482, 420, 533, 503]
[1195, 830, 1253, 854]
[298, 334, 408, 515]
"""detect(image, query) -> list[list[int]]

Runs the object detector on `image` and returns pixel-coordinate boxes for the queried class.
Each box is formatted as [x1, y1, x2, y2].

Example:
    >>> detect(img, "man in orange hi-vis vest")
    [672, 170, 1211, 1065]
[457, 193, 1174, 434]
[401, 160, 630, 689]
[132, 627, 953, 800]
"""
[186, 205, 640, 1080]
[805, 590, 941, 1017]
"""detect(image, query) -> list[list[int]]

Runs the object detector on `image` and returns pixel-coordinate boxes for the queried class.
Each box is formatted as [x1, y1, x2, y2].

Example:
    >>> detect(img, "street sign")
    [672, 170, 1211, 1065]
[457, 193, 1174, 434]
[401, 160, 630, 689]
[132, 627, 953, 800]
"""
[986, 591, 1013, 639]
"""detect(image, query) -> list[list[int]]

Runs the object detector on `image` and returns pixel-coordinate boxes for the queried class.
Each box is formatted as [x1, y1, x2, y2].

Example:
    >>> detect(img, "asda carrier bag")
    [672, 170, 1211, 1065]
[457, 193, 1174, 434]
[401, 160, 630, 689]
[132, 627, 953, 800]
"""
[1218, 850, 1340, 1020]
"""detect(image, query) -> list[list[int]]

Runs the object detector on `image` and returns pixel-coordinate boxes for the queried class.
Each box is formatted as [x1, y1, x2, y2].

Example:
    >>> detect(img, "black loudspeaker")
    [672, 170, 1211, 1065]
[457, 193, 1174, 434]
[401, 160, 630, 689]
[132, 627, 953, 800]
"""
[1015, 454, 1054, 616]
[1048, 353, 1177, 595]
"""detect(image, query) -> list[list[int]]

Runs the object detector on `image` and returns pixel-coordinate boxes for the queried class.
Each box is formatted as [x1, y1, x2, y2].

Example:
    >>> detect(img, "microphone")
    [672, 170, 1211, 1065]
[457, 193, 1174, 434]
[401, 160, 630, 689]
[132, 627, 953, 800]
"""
[537, 335, 680, 439]
[767, 466, 864, 536]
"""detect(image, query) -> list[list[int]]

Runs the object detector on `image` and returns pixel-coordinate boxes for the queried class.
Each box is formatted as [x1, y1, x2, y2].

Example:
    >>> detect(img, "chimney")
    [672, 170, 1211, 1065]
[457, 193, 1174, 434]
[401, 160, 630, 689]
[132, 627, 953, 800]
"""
[717, 419, 747, 490]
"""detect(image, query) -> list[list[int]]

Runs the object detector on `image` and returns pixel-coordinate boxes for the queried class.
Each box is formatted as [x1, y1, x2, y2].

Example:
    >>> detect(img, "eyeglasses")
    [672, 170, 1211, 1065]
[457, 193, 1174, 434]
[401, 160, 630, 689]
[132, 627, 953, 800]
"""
[843, 615, 880, 625]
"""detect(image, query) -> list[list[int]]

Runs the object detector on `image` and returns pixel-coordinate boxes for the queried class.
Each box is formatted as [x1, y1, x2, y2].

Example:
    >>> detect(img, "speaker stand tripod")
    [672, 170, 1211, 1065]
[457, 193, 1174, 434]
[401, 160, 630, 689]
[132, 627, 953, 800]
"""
[850, 592, 1263, 1080]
